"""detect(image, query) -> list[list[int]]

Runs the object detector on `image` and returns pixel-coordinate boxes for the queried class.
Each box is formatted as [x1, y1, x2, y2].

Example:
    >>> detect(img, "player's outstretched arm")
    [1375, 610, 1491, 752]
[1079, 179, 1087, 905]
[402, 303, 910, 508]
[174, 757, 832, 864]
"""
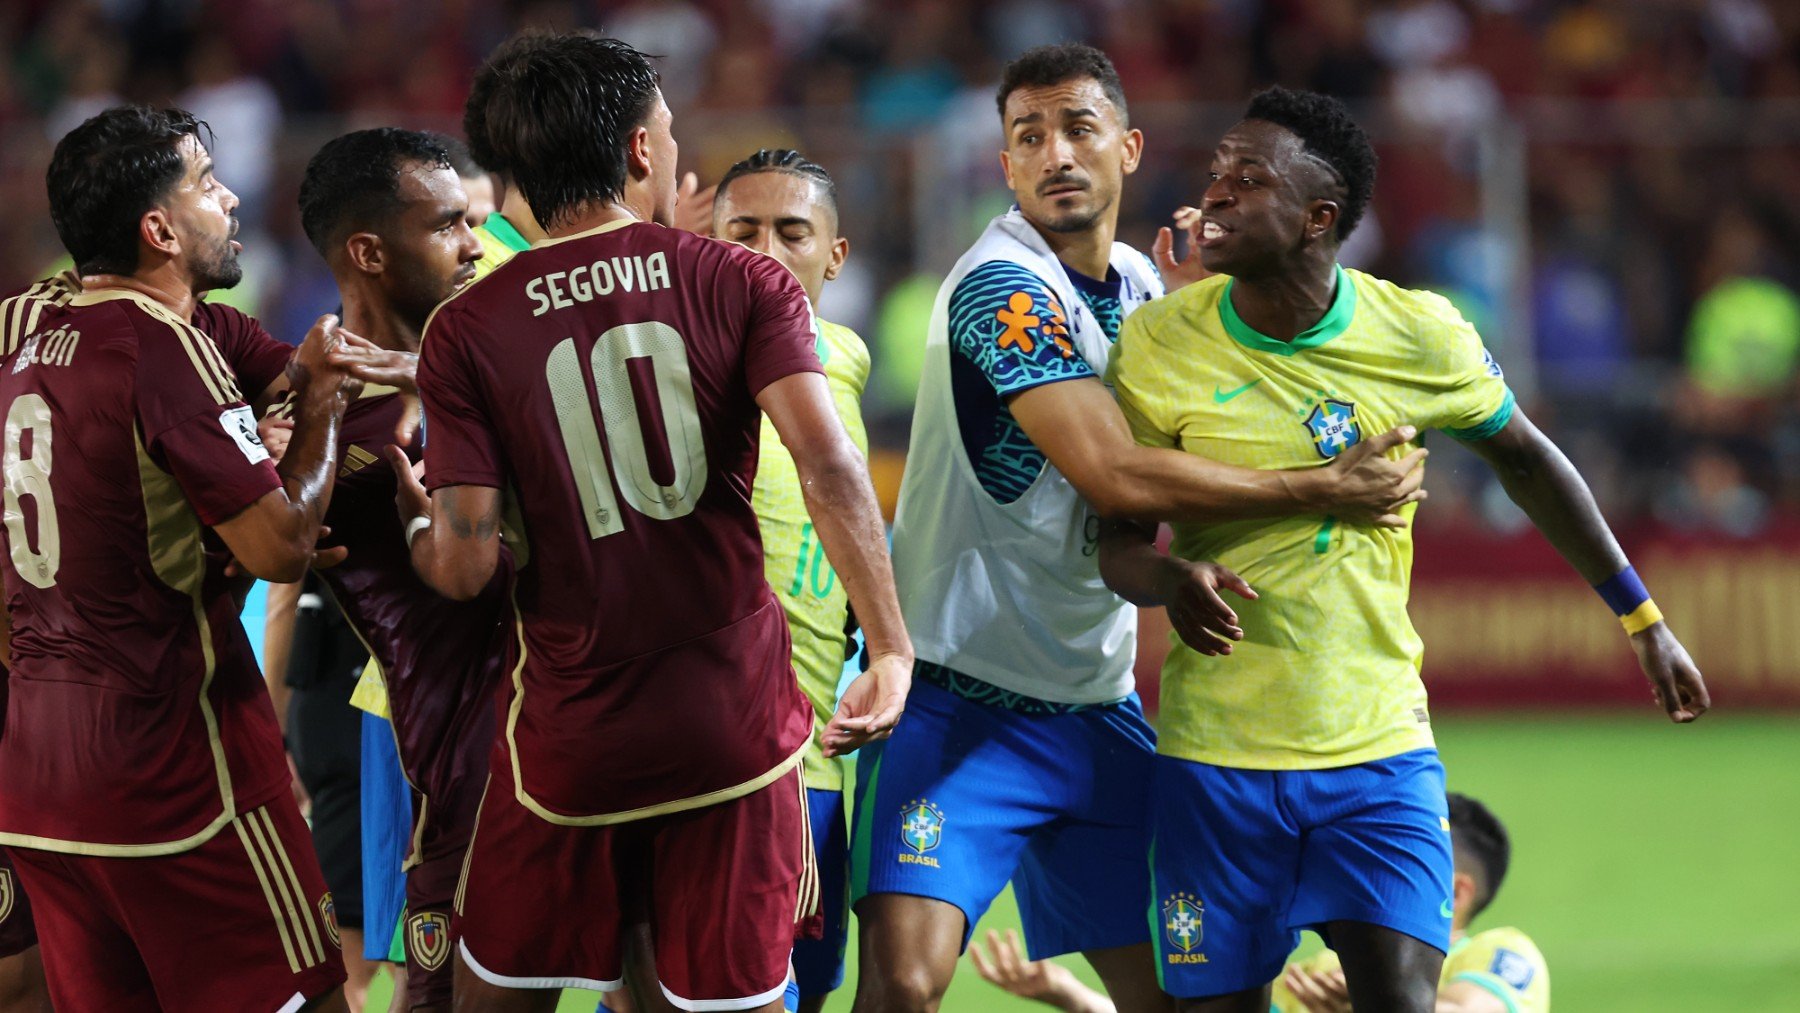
[1097, 520, 1257, 656]
[757, 371, 912, 756]
[214, 315, 362, 584]
[1464, 408, 1709, 722]
[387, 451, 501, 603]
[1008, 378, 1426, 526]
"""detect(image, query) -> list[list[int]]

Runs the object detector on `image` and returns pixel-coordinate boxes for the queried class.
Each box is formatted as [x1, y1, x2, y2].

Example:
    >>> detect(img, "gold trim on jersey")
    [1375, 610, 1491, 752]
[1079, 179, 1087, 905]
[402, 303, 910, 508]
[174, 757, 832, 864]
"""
[0, 274, 78, 356]
[0, 432, 241, 857]
[525, 216, 635, 250]
[453, 775, 491, 917]
[501, 593, 812, 827]
[68, 286, 243, 404]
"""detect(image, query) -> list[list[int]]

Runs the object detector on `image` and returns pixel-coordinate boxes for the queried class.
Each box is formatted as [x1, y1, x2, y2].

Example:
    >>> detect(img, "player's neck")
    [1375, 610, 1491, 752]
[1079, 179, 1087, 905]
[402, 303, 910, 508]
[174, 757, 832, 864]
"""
[81, 267, 200, 318]
[1037, 218, 1116, 282]
[338, 284, 418, 354]
[545, 198, 646, 241]
[1226, 257, 1338, 342]
[497, 193, 547, 244]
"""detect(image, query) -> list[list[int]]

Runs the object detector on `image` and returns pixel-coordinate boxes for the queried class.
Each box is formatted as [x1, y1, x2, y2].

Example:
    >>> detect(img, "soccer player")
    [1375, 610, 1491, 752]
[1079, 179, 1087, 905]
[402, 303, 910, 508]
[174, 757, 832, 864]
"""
[970, 793, 1549, 1013]
[1276, 794, 1548, 1013]
[1101, 87, 1706, 1012]
[292, 127, 497, 1013]
[0, 106, 360, 1010]
[712, 147, 870, 1013]
[859, 44, 1428, 1013]
[394, 32, 913, 1012]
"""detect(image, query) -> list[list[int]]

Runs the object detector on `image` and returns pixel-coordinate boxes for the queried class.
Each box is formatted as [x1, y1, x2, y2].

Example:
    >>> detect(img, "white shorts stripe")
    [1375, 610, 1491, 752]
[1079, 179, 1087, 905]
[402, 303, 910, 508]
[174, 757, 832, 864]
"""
[458, 938, 622, 992]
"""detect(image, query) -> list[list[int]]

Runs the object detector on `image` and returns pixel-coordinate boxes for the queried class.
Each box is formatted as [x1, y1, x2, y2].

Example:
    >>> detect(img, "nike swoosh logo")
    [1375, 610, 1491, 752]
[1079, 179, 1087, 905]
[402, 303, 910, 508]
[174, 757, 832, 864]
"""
[1441, 899, 1455, 918]
[1212, 379, 1262, 403]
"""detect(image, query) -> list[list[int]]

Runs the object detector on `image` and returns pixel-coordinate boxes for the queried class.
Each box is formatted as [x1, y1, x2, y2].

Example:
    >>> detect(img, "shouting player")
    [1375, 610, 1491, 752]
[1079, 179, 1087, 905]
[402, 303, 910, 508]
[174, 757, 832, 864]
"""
[394, 32, 912, 1012]
[859, 45, 1426, 1013]
[1102, 87, 1706, 1012]
[713, 148, 870, 1013]
[293, 127, 499, 1012]
[0, 106, 359, 1011]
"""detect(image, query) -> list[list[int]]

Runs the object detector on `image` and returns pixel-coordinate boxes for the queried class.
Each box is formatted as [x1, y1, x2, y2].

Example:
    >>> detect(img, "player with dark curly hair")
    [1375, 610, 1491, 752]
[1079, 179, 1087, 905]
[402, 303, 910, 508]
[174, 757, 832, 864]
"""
[1101, 85, 1705, 1012]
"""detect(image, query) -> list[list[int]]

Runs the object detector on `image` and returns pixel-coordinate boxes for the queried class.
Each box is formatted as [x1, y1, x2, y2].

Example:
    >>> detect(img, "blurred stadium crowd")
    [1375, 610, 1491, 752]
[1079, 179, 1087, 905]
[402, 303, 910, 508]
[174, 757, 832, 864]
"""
[2, 0, 1798, 533]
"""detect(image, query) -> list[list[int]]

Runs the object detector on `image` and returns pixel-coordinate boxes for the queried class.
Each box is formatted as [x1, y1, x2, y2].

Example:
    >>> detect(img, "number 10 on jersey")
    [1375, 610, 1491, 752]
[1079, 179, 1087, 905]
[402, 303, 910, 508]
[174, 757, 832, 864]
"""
[546, 321, 709, 539]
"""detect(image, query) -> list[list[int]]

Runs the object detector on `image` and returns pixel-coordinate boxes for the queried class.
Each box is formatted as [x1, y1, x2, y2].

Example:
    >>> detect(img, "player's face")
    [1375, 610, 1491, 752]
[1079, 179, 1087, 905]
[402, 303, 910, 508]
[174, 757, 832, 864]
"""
[165, 133, 243, 292]
[714, 172, 846, 308]
[1196, 120, 1338, 277]
[380, 163, 482, 330]
[644, 91, 679, 227]
[1000, 78, 1141, 236]
[461, 172, 495, 229]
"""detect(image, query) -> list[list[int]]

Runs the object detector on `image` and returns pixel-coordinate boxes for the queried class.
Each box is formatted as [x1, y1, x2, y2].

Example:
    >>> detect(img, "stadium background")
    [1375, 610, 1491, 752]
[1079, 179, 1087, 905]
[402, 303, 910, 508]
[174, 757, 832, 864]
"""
[3, 0, 1796, 1009]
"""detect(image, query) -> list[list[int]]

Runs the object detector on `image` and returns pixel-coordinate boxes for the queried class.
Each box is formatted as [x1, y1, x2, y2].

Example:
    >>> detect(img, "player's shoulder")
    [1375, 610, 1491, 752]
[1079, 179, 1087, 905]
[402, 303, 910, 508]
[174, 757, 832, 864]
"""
[67, 288, 242, 399]
[818, 318, 871, 379]
[950, 258, 1056, 308]
[1121, 273, 1230, 350]
[1346, 268, 1468, 329]
[1465, 926, 1546, 962]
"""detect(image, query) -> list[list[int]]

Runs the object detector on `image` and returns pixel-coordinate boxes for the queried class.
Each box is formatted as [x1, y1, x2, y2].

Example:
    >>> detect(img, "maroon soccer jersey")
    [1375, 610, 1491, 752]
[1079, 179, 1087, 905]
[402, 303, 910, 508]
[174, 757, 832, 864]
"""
[192, 297, 296, 405]
[417, 220, 820, 822]
[0, 286, 288, 853]
[312, 389, 508, 857]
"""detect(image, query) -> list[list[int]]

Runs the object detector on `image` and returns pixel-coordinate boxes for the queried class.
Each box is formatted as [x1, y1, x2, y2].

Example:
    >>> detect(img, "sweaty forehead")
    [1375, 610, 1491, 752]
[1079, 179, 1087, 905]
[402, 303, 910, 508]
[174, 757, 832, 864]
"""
[717, 172, 828, 225]
[1216, 120, 1307, 170]
[396, 163, 465, 211]
[1003, 78, 1117, 125]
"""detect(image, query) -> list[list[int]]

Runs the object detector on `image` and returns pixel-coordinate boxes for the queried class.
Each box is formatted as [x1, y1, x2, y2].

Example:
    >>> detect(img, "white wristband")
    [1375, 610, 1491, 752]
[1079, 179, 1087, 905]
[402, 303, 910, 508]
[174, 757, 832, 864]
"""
[405, 515, 432, 547]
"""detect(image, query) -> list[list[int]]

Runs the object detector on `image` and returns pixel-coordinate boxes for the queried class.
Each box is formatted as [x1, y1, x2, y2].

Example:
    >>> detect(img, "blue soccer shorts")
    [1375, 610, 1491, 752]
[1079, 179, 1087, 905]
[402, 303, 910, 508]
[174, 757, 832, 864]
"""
[791, 787, 850, 998]
[1149, 748, 1453, 998]
[849, 678, 1156, 960]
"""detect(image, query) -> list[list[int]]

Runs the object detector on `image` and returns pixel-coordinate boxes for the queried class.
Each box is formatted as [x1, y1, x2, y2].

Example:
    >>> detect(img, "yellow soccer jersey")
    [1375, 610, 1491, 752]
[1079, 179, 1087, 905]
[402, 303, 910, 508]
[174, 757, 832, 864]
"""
[470, 213, 531, 281]
[752, 319, 871, 790]
[1108, 267, 1513, 770]
[1271, 928, 1549, 1012]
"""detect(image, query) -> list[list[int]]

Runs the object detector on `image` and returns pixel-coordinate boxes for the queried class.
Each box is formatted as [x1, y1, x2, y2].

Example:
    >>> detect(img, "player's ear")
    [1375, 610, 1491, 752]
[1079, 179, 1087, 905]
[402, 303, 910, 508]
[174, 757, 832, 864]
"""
[999, 149, 1015, 193]
[824, 236, 849, 282]
[140, 207, 179, 260]
[626, 125, 653, 183]
[343, 232, 385, 276]
[1306, 199, 1340, 243]
[1120, 127, 1144, 176]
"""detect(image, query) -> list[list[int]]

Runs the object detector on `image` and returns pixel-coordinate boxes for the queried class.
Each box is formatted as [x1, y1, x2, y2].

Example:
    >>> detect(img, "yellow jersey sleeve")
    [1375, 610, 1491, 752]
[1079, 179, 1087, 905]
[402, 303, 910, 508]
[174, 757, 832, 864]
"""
[1443, 927, 1550, 1013]
[1398, 289, 1515, 441]
[752, 319, 870, 791]
[470, 213, 531, 282]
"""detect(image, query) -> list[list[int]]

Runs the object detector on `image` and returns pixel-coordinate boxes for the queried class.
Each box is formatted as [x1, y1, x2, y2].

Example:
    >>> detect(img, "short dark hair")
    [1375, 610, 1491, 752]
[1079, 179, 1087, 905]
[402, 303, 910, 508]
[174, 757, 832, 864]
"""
[1243, 86, 1377, 241]
[298, 128, 451, 258]
[996, 43, 1128, 125]
[1448, 792, 1511, 920]
[46, 106, 212, 276]
[471, 31, 660, 230]
[437, 134, 485, 181]
[716, 149, 839, 222]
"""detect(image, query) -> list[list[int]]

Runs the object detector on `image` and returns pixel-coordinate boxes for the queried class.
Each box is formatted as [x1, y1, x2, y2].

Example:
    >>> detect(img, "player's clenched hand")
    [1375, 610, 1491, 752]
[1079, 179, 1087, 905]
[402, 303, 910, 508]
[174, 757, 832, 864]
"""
[258, 415, 294, 464]
[1629, 623, 1710, 723]
[822, 652, 911, 757]
[328, 331, 419, 394]
[1158, 560, 1257, 656]
[675, 171, 717, 237]
[1322, 424, 1427, 528]
[1153, 205, 1211, 291]
[1282, 965, 1351, 1013]
[289, 314, 362, 397]
[385, 446, 431, 528]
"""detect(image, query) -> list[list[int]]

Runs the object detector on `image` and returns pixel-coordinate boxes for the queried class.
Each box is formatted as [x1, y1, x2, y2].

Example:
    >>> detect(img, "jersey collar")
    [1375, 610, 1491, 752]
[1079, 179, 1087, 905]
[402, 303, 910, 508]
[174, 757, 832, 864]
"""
[1219, 264, 1356, 356]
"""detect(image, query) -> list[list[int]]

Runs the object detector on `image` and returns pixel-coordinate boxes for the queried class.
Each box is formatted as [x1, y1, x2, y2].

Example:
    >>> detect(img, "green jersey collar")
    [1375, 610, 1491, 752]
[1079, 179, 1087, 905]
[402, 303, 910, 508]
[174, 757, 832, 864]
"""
[1220, 265, 1356, 356]
[483, 213, 532, 253]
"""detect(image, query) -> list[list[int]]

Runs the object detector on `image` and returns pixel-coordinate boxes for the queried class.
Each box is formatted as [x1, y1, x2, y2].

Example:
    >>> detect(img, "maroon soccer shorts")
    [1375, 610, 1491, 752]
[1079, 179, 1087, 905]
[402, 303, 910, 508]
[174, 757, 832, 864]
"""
[402, 833, 465, 1009]
[456, 765, 813, 1010]
[9, 800, 346, 1012]
[0, 848, 35, 959]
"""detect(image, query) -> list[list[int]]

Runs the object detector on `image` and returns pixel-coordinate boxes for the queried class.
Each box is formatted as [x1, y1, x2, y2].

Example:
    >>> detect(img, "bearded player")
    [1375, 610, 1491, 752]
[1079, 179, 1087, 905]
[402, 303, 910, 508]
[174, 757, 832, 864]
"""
[1102, 87, 1705, 1011]
[861, 45, 1427, 1013]
[392, 32, 912, 1012]
[289, 127, 502, 1012]
[0, 106, 359, 1011]
[712, 147, 871, 1013]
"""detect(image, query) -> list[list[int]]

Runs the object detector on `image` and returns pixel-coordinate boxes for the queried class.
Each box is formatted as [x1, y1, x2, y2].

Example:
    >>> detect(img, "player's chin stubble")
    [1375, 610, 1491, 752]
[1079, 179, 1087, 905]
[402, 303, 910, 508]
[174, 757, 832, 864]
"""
[197, 238, 244, 290]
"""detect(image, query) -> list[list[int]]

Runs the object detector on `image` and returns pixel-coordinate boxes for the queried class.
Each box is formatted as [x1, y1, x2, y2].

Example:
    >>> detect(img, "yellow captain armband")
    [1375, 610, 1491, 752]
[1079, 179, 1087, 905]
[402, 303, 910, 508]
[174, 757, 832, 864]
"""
[1621, 599, 1663, 635]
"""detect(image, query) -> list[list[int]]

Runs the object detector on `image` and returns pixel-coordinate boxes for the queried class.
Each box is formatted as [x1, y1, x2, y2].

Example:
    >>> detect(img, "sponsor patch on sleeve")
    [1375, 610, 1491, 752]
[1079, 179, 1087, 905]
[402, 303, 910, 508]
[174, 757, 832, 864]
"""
[1490, 948, 1535, 991]
[221, 405, 270, 465]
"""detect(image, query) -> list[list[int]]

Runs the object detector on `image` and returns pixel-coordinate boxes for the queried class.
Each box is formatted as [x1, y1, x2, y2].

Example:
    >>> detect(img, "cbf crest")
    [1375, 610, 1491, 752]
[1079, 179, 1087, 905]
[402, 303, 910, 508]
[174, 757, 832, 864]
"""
[1162, 892, 1204, 954]
[409, 911, 452, 971]
[0, 868, 13, 924]
[900, 799, 944, 855]
[1304, 399, 1362, 458]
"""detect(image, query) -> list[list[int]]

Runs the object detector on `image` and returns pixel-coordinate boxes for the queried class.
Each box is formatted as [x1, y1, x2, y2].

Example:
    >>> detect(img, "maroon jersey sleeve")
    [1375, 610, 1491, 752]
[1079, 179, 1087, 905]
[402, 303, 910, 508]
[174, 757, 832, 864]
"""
[192, 301, 293, 402]
[418, 303, 506, 491]
[739, 251, 824, 395]
[133, 317, 282, 526]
